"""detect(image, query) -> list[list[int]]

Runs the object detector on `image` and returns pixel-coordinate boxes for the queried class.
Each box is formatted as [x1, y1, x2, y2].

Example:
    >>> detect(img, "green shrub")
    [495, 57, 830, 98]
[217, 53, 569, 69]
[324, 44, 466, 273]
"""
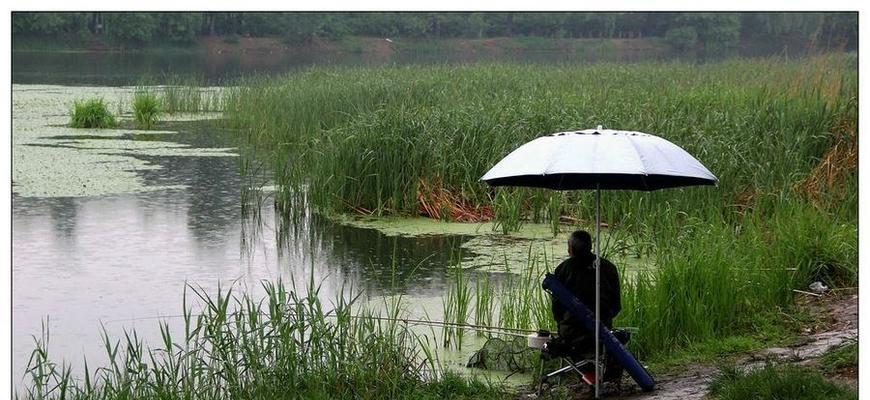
[69, 98, 116, 128]
[133, 91, 161, 129]
[709, 364, 856, 400]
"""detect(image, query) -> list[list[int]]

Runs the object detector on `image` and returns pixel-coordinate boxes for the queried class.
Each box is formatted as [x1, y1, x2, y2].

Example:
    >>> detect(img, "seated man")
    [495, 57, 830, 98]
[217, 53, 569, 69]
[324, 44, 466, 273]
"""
[549, 230, 622, 355]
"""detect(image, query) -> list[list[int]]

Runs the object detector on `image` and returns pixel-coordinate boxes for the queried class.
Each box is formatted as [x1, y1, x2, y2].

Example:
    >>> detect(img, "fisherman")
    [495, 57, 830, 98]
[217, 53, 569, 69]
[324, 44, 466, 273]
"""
[550, 230, 621, 351]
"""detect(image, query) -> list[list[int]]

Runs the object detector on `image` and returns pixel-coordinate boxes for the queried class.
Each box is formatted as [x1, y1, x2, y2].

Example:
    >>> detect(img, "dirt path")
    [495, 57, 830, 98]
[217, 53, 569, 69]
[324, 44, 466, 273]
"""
[526, 293, 858, 399]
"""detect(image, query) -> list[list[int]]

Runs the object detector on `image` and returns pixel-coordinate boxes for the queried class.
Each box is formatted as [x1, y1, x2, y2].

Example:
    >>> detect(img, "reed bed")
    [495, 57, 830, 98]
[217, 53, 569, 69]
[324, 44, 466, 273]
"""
[224, 54, 856, 231]
[21, 278, 507, 400]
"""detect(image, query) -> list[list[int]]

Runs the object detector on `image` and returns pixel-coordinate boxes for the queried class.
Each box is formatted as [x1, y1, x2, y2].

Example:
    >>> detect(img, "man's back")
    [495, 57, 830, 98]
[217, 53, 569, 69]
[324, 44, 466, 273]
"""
[552, 253, 621, 338]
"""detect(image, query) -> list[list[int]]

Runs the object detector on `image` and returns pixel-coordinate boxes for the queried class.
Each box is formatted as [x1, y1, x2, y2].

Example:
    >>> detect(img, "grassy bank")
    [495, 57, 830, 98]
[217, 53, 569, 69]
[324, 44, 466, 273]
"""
[22, 280, 509, 399]
[709, 364, 857, 400]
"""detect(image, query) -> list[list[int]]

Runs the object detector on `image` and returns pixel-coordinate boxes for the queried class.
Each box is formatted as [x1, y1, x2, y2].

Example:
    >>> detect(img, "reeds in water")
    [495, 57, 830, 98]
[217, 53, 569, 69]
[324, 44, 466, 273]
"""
[21, 277, 507, 399]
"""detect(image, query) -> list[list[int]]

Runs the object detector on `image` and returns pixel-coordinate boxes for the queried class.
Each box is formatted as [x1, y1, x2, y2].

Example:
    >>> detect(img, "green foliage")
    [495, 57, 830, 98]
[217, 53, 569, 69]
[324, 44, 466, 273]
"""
[132, 91, 160, 129]
[69, 98, 116, 128]
[21, 279, 509, 399]
[105, 12, 157, 45]
[664, 26, 698, 50]
[709, 364, 857, 400]
[820, 340, 858, 372]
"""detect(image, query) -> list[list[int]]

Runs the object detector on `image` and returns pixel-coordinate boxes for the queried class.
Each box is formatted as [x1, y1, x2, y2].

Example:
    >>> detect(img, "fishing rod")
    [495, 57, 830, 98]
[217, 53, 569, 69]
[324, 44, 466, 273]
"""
[346, 314, 538, 337]
[103, 312, 540, 337]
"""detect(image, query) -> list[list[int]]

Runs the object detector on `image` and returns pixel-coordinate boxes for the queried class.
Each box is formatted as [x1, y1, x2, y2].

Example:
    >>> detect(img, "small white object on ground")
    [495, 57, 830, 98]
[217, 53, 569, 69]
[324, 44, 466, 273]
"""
[809, 281, 829, 293]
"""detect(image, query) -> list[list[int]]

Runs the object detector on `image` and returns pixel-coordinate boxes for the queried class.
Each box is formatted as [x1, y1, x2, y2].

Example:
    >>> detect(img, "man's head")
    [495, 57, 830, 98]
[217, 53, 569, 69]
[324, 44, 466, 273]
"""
[567, 230, 592, 256]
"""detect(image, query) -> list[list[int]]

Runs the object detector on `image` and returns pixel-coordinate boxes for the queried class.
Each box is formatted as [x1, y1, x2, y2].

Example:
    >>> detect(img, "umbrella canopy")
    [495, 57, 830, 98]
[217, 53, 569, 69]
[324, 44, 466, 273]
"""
[481, 128, 717, 190]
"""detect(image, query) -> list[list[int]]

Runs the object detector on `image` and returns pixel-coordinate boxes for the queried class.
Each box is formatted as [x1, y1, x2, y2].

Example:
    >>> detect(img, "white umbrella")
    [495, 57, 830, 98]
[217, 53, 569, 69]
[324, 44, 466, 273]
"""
[481, 126, 717, 397]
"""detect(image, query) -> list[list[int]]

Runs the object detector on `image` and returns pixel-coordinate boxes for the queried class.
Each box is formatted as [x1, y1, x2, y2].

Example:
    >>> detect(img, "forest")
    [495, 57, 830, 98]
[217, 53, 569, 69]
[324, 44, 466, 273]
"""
[12, 12, 857, 50]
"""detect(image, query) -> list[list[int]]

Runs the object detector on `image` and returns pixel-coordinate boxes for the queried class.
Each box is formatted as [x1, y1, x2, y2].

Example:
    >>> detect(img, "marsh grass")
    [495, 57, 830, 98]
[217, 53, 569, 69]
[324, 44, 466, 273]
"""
[160, 86, 223, 114]
[708, 364, 857, 400]
[132, 90, 160, 129]
[442, 266, 472, 350]
[224, 55, 856, 231]
[22, 278, 507, 399]
[70, 98, 117, 128]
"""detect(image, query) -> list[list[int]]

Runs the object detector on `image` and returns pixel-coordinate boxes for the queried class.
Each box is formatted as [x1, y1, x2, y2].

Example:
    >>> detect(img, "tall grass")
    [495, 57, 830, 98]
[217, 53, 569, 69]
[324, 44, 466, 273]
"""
[21, 278, 508, 399]
[224, 54, 856, 230]
[159, 85, 223, 114]
[442, 266, 472, 350]
[132, 90, 161, 129]
[709, 364, 857, 400]
[70, 98, 117, 129]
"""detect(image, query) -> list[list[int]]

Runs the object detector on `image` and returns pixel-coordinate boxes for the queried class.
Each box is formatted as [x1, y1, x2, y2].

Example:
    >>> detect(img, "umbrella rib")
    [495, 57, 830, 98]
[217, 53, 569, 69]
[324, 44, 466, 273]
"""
[624, 134, 651, 190]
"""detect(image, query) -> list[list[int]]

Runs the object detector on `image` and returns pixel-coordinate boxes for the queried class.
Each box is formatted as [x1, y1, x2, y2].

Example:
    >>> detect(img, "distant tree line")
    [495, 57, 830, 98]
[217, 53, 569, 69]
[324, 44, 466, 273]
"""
[12, 12, 857, 50]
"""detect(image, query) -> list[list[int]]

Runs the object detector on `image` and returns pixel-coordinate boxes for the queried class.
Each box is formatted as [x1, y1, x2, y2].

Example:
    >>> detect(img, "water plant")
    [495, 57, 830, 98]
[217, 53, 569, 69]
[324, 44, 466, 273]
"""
[69, 98, 116, 128]
[132, 90, 161, 129]
[159, 79, 223, 114]
[21, 278, 508, 399]
[442, 266, 472, 350]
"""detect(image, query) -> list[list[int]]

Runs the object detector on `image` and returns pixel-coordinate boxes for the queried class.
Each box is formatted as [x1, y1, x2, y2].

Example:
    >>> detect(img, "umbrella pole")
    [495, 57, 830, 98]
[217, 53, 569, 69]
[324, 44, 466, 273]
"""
[594, 185, 601, 399]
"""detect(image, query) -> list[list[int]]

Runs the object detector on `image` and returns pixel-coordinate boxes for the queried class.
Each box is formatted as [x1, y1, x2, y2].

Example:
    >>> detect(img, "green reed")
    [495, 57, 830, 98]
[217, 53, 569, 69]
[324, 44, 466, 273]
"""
[224, 55, 856, 231]
[70, 98, 117, 129]
[21, 278, 507, 399]
[132, 90, 161, 130]
[159, 79, 224, 114]
[473, 274, 494, 336]
[442, 266, 472, 350]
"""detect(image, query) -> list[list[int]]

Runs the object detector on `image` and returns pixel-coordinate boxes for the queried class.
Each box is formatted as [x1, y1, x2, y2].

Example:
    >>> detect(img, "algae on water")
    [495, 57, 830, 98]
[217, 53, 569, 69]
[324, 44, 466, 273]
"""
[12, 85, 235, 198]
[333, 214, 653, 274]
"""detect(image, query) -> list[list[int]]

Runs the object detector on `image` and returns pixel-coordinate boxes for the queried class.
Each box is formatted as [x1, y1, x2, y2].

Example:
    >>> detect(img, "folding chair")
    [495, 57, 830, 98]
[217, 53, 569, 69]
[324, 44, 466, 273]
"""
[537, 329, 631, 393]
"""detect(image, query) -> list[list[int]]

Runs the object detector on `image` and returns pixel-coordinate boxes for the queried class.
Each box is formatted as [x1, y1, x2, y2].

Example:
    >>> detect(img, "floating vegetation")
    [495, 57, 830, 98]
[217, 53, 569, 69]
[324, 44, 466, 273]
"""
[13, 84, 234, 198]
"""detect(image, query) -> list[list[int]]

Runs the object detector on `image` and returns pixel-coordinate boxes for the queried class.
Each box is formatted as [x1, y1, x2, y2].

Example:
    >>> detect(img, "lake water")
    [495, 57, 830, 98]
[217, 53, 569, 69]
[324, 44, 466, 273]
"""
[12, 43, 685, 86]
[11, 50, 657, 389]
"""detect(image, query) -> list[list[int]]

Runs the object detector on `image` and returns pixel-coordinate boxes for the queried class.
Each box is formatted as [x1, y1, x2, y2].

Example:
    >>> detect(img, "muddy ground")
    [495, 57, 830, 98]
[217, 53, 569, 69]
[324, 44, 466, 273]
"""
[521, 291, 858, 399]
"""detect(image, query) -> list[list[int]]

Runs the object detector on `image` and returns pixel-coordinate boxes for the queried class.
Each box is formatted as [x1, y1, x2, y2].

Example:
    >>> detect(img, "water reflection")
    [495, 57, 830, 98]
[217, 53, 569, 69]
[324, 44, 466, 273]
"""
[13, 45, 694, 86]
[12, 118, 504, 379]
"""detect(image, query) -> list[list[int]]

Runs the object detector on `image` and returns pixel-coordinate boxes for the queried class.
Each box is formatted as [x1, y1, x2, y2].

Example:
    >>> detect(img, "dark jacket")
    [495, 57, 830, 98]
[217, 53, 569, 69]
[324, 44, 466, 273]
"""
[551, 252, 621, 338]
